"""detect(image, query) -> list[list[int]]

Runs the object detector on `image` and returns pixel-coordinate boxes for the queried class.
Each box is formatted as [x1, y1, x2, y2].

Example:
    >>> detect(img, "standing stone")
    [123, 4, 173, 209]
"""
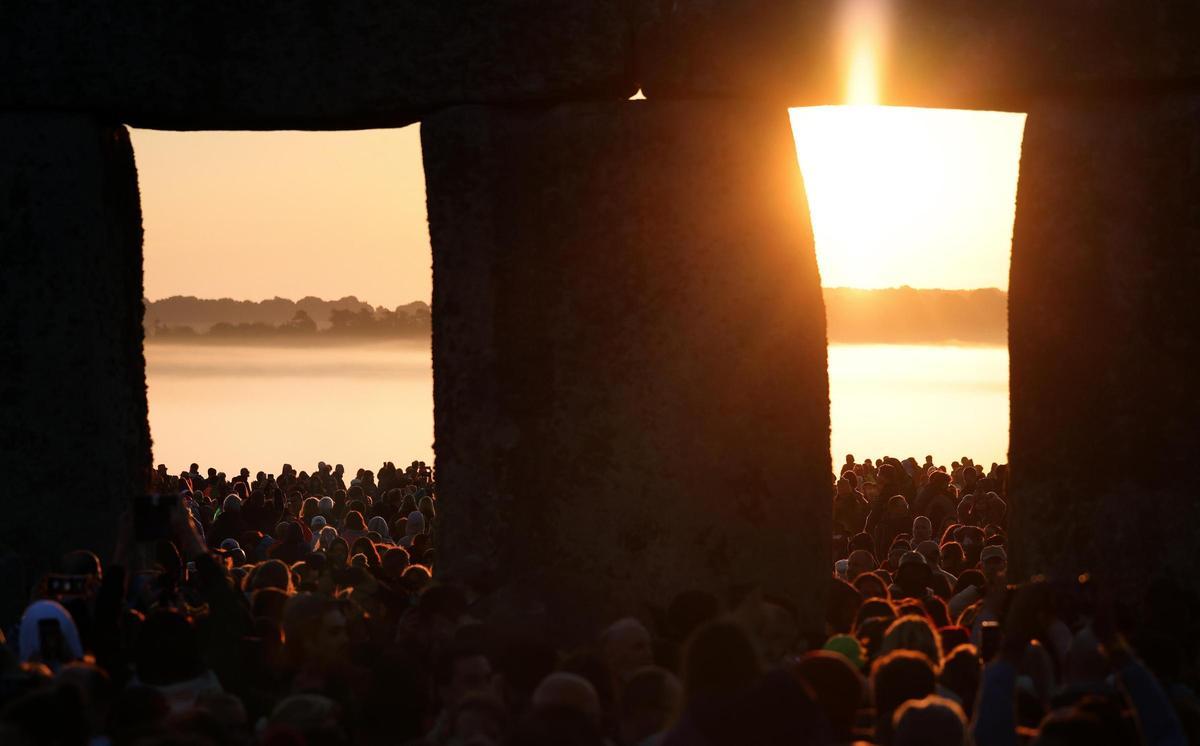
[423, 101, 831, 643]
[1009, 94, 1200, 622]
[0, 114, 150, 617]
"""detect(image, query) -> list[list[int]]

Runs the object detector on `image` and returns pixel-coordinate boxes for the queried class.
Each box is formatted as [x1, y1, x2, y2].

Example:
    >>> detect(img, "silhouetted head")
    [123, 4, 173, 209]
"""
[980, 545, 1007, 584]
[532, 672, 601, 724]
[940, 541, 966, 575]
[792, 650, 865, 742]
[436, 644, 493, 712]
[251, 559, 293, 593]
[853, 572, 888, 600]
[850, 532, 875, 556]
[601, 618, 653, 686]
[880, 616, 943, 669]
[912, 516, 932, 543]
[871, 650, 936, 744]
[342, 510, 366, 532]
[847, 550, 876, 581]
[939, 644, 980, 718]
[892, 695, 967, 746]
[855, 598, 897, 633]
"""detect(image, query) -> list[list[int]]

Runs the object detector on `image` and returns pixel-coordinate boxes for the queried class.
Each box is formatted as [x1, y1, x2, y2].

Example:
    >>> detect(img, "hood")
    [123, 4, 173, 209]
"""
[19, 599, 84, 665]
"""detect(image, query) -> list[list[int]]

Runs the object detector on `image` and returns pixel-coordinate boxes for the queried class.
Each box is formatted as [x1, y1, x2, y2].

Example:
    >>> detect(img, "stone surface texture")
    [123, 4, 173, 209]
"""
[0, 114, 150, 615]
[638, 1, 1200, 111]
[1, 1, 634, 130]
[424, 100, 831, 642]
[1009, 93, 1200, 616]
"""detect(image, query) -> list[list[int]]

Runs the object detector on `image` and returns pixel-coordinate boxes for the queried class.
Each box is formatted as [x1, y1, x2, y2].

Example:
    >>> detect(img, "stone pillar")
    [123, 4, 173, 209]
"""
[1009, 94, 1200, 617]
[423, 101, 831, 642]
[0, 114, 150, 615]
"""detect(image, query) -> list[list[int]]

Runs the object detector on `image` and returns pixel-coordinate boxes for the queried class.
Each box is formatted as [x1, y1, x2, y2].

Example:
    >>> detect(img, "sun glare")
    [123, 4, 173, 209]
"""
[841, 0, 888, 106]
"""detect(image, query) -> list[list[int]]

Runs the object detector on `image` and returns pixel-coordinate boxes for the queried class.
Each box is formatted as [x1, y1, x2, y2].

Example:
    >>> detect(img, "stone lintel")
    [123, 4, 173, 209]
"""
[1, 1, 634, 130]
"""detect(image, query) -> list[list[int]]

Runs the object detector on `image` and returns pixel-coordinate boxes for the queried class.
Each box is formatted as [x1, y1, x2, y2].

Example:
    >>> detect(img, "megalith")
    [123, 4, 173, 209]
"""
[1009, 93, 1200, 617]
[2, 1, 633, 130]
[423, 100, 831, 642]
[0, 114, 150, 613]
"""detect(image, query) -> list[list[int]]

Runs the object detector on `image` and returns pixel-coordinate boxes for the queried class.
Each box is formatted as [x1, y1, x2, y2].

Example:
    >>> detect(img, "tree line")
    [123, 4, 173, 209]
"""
[145, 288, 1007, 345]
[145, 296, 430, 342]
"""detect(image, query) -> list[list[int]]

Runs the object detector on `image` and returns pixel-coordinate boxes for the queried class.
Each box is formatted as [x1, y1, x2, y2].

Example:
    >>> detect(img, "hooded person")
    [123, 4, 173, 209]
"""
[846, 550, 877, 582]
[310, 515, 328, 549]
[911, 516, 933, 544]
[318, 496, 335, 517]
[340, 511, 369, 544]
[317, 525, 339, 551]
[888, 552, 935, 601]
[19, 600, 84, 671]
[399, 510, 425, 549]
[367, 515, 391, 543]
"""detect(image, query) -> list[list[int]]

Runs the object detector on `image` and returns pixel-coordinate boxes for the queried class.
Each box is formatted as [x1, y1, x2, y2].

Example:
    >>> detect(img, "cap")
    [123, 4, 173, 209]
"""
[981, 545, 1007, 563]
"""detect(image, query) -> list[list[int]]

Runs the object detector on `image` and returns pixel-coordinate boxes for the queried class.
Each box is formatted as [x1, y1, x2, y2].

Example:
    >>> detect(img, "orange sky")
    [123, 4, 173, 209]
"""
[132, 107, 1024, 306]
[133, 126, 431, 307]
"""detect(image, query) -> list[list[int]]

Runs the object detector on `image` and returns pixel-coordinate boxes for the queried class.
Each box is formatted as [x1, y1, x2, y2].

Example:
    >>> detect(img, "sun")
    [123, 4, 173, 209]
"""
[788, 0, 1026, 291]
[789, 105, 1025, 290]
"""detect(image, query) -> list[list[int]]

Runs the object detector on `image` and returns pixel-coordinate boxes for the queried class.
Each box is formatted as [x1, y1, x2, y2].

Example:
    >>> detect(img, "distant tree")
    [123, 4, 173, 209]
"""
[289, 309, 317, 334]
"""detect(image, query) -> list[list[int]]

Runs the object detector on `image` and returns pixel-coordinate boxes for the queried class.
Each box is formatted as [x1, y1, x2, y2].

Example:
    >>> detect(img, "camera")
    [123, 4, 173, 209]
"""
[43, 574, 87, 599]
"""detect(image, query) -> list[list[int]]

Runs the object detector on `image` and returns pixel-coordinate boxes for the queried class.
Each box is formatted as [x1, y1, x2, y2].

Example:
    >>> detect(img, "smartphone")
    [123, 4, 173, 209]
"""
[980, 620, 1002, 661]
[37, 618, 67, 663]
[134, 493, 178, 542]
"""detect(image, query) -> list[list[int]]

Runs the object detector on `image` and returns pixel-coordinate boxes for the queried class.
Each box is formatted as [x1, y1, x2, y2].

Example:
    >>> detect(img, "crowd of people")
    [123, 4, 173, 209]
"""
[0, 454, 1196, 745]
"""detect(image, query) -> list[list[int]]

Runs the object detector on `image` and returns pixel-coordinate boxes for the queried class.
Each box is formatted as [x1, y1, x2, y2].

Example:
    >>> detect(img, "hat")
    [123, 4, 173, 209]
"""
[310, 515, 327, 529]
[980, 545, 1007, 563]
[220, 538, 240, 551]
[824, 634, 866, 670]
